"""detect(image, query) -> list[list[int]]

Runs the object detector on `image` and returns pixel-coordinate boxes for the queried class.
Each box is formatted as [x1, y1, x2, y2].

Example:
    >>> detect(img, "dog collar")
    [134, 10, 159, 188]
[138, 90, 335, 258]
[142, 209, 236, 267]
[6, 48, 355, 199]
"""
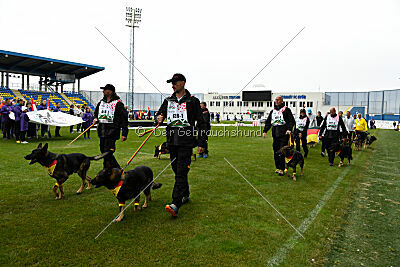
[285, 155, 293, 164]
[110, 180, 124, 197]
[45, 160, 57, 176]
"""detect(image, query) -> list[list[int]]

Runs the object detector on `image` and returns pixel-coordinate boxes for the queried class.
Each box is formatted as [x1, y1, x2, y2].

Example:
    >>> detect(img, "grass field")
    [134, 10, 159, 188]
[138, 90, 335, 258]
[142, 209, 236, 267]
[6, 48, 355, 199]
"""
[0, 126, 399, 266]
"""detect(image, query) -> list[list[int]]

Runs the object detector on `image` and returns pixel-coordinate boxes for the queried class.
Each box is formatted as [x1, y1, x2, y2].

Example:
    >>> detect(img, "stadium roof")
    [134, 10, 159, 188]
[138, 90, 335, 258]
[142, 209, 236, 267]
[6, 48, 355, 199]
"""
[0, 50, 104, 80]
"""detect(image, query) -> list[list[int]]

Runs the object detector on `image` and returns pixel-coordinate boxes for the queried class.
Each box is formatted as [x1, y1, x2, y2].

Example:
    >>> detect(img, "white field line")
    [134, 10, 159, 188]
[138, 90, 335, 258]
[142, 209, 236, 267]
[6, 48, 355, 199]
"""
[267, 153, 361, 266]
[224, 158, 305, 239]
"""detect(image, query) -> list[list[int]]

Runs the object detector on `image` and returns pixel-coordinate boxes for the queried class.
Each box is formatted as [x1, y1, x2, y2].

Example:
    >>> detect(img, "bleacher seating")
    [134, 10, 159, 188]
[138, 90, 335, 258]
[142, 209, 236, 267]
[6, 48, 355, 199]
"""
[0, 87, 17, 100]
[63, 91, 95, 111]
[19, 90, 70, 112]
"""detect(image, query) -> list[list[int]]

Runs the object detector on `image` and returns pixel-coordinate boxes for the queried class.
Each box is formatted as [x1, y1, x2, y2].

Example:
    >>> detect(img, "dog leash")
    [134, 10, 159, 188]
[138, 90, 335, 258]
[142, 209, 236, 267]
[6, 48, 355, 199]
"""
[121, 123, 160, 175]
[65, 121, 96, 148]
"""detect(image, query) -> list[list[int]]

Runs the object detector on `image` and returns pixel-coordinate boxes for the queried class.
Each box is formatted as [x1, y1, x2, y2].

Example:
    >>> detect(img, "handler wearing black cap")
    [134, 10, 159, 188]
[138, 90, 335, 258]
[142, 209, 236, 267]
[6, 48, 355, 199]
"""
[263, 96, 295, 176]
[156, 73, 207, 217]
[93, 84, 128, 169]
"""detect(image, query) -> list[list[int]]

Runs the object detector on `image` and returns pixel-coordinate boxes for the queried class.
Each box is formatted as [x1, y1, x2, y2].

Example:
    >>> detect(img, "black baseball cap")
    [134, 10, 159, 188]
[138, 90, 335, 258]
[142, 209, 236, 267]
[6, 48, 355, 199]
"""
[100, 84, 115, 92]
[167, 73, 186, 83]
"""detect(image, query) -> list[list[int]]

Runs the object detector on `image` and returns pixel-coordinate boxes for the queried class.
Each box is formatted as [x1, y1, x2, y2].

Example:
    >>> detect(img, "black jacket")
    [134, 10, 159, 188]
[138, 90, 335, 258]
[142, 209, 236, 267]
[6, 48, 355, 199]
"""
[263, 104, 295, 138]
[316, 115, 324, 127]
[201, 107, 211, 130]
[319, 114, 347, 139]
[94, 94, 128, 139]
[294, 115, 310, 136]
[156, 89, 207, 148]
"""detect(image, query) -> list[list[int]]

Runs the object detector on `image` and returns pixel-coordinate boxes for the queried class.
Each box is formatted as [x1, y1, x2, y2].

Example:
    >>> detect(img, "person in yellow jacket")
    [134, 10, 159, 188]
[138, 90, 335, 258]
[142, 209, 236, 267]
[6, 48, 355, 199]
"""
[355, 113, 368, 144]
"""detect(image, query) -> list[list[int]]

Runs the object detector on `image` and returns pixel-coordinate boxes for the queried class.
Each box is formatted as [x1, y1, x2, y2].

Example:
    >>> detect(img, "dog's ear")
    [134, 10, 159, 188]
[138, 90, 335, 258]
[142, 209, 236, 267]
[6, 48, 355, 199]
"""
[43, 143, 48, 151]
[37, 143, 42, 149]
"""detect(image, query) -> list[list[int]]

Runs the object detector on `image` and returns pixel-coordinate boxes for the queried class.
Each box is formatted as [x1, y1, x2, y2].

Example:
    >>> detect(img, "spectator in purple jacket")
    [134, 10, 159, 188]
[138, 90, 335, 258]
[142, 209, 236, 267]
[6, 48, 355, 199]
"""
[1, 98, 13, 139]
[20, 106, 30, 143]
[26, 102, 36, 138]
[13, 98, 24, 143]
[82, 107, 93, 139]
[53, 102, 62, 137]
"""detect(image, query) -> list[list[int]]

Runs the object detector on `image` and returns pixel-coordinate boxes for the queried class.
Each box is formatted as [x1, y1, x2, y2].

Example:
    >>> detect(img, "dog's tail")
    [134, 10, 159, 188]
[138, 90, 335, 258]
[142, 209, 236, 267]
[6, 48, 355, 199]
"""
[88, 151, 111, 161]
[152, 182, 162, 190]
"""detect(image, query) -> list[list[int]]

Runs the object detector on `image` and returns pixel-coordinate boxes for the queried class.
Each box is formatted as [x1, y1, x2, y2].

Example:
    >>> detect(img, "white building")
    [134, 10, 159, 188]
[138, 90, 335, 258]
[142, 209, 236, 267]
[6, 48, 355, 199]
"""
[204, 91, 330, 120]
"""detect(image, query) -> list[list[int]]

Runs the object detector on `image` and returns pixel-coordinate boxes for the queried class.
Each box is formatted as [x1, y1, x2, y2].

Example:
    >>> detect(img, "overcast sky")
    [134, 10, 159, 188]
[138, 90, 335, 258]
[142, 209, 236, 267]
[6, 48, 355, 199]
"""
[1, 0, 400, 94]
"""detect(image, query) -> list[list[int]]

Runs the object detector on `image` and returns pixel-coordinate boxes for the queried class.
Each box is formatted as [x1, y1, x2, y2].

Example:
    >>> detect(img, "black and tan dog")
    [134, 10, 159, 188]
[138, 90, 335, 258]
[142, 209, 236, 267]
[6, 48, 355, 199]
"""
[90, 166, 162, 222]
[154, 142, 197, 161]
[365, 134, 377, 148]
[277, 145, 304, 181]
[329, 138, 353, 167]
[24, 143, 108, 199]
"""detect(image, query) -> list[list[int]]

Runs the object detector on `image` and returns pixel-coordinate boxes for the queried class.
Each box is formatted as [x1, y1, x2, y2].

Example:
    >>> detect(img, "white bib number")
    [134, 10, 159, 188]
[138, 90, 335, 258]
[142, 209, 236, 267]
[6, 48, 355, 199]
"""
[98, 100, 121, 123]
[327, 115, 339, 130]
[167, 101, 190, 127]
[271, 107, 287, 126]
[296, 117, 307, 131]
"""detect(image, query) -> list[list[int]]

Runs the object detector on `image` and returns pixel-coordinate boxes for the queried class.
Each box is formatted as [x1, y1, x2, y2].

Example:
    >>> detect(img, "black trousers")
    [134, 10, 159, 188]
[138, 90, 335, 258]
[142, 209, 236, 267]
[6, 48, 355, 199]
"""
[169, 146, 192, 209]
[83, 125, 90, 138]
[70, 125, 74, 133]
[20, 131, 27, 141]
[295, 134, 308, 157]
[28, 123, 36, 138]
[14, 120, 21, 141]
[325, 137, 338, 164]
[321, 137, 326, 153]
[41, 124, 51, 137]
[273, 135, 289, 171]
[55, 126, 61, 137]
[99, 137, 120, 169]
[3, 120, 11, 139]
[10, 120, 14, 137]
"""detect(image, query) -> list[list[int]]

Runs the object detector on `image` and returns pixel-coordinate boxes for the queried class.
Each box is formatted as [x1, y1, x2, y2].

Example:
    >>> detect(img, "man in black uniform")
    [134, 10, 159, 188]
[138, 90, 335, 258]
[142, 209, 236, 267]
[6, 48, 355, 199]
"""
[156, 73, 207, 217]
[263, 96, 295, 176]
[197, 101, 211, 158]
[93, 84, 128, 169]
[294, 108, 310, 158]
[319, 107, 347, 166]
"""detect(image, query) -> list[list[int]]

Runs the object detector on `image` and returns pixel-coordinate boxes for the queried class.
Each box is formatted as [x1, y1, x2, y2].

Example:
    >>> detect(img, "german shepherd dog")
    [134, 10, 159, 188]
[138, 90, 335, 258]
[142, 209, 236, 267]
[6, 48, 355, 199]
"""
[329, 138, 353, 167]
[24, 143, 108, 199]
[90, 166, 162, 222]
[365, 134, 377, 148]
[277, 145, 304, 181]
[154, 142, 197, 161]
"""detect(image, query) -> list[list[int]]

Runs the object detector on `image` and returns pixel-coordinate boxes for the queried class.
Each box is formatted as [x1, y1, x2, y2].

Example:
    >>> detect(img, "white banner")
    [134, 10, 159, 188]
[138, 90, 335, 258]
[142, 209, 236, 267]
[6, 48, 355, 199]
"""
[10, 110, 84, 127]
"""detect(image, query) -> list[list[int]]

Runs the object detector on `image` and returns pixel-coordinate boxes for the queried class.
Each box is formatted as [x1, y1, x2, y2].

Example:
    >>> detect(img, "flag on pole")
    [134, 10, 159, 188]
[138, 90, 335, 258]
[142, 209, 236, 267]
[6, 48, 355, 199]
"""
[246, 110, 253, 115]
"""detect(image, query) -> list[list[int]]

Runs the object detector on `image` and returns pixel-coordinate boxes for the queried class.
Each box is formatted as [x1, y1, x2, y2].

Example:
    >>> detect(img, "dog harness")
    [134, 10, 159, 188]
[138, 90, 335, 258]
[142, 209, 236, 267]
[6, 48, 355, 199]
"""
[45, 160, 57, 176]
[109, 180, 125, 207]
[158, 144, 163, 157]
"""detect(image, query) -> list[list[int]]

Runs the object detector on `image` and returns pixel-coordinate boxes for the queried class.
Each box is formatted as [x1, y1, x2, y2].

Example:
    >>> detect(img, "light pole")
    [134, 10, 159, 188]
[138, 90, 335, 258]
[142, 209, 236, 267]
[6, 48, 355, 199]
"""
[125, 6, 142, 111]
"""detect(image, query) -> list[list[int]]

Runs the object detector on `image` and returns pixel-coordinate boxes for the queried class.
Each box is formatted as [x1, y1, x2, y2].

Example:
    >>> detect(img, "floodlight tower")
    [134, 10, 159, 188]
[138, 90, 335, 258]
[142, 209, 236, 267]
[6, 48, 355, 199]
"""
[125, 6, 142, 110]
